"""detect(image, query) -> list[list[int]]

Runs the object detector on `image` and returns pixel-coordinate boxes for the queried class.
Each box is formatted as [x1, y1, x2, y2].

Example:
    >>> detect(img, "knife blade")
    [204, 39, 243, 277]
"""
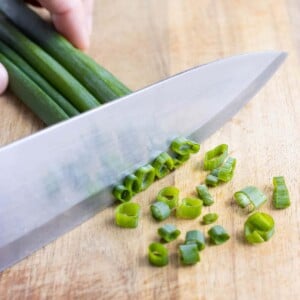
[0, 51, 286, 271]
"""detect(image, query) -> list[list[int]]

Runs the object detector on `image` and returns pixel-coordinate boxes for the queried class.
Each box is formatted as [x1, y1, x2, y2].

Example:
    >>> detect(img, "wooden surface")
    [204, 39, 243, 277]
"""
[0, 1, 300, 299]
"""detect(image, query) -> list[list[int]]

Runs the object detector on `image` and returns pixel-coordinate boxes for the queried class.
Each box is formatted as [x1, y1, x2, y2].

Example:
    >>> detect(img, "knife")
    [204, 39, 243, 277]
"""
[0, 51, 286, 272]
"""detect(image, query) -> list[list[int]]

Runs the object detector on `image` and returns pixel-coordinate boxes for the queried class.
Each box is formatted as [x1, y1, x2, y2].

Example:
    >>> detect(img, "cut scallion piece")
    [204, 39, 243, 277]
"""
[115, 202, 141, 228]
[203, 144, 228, 171]
[150, 202, 171, 221]
[151, 152, 174, 179]
[196, 184, 214, 206]
[148, 243, 169, 267]
[176, 198, 203, 219]
[272, 176, 290, 209]
[179, 244, 200, 265]
[185, 230, 205, 251]
[202, 213, 218, 225]
[205, 174, 219, 187]
[123, 174, 140, 195]
[244, 212, 275, 244]
[112, 185, 132, 202]
[157, 186, 179, 209]
[170, 137, 200, 155]
[158, 224, 181, 243]
[208, 225, 230, 245]
[217, 157, 237, 182]
[234, 186, 267, 212]
[134, 164, 155, 192]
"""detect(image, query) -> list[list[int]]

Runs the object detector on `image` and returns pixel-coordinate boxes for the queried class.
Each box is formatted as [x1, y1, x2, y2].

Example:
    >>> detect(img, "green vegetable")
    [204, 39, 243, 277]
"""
[0, 0, 131, 102]
[0, 52, 68, 125]
[217, 157, 237, 182]
[123, 174, 140, 195]
[244, 212, 275, 244]
[150, 202, 171, 221]
[202, 213, 218, 225]
[205, 174, 219, 187]
[234, 186, 267, 212]
[176, 198, 203, 219]
[148, 243, 169, 267]
[208, 225, 230, 245]
[185, 230, 205, 251]
[172, 154, 190, 168]
[151, 152, 174, 179]
[112, 185, 132, 202]
[170, 137, 200, 155]
[0, 17, 100, 112]
[134, 164, 156, 192]
[196, 184, 214, 206]
[158, 224, 181, 243]
[115, 202, 141, 228]
[156, 186, 179, 209]
[272, 176, 290, 209]
[179, 244, 200, 265]
[203, 144, 228, 171]
[0, 40, 79, 117]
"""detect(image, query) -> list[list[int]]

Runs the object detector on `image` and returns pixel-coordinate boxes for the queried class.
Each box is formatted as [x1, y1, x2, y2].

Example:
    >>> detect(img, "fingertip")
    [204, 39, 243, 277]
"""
[0, 63, 9, 95]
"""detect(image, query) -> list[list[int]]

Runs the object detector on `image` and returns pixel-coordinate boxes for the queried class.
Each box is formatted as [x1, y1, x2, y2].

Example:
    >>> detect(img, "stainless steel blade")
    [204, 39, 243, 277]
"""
[0, 51, 286, 271]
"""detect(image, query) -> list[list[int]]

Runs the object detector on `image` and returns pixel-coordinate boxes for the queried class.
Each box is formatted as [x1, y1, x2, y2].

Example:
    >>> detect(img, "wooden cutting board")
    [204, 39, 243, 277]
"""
[0, 1, 299, 299]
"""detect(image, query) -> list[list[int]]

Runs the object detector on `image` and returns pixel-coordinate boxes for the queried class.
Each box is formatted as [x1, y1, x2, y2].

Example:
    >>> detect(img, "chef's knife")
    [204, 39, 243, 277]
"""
[0, 52, 286, 272]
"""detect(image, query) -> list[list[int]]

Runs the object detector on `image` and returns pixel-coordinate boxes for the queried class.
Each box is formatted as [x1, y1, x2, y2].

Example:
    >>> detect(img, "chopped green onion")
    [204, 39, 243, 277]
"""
[203, 144, 228, 171]
[272, 176, 291, 209]
[217, 157, 237, 182]
[150, 202, 171, 221]
[234, 186, 267, 212]
[244, 212, 275, 244]
[158, 224, 181, 242]
[115, 202, 141, 228]
[208, 225, 230, 245]
[202, 213, 218, 225]
[170, 137, 200, 155]
[112, 185, 132, 202]
[196, 184, 214, 206]
[172, 154, 190, 168]
[151, 152, 174, 179]
[185, 230, 205, 251]
[123, 174, 140, 195]
[148, 243, 169, 267]
[179, 244, 200, 265]
[176, 198, 203, 219]
[205, 174, 219, 187]
[134, 164, 155, 192]
[157, 186, 179, 209]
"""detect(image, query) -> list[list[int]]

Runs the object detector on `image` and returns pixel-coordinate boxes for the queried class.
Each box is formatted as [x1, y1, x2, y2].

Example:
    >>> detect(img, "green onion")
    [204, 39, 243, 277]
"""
[123, 174, 140, 195]
[176, 198, 203, 219]
[217, 157, 237, 182]
[134, 164, 155, 192]
[196, 184, 214, 206]
[150, 202, 171, 221]
[156, 186, 179, 209]
[112, 185, 132, 202]
[272, 176, 290, 209]
[202, 213, 218, 225]
[205, 174, 219, 187]
[148, 243, 169, 267]
[208, 225, 230, 245]
[172, 154, 190, 168]
[0, 0, 131, 102]
[0, 52, 68, 125]
[0, 17, 100, 112]
[203, 144, 228, 171]
[151, 152, 174, 179]
[0, 40, 79, 118]
[170, 137, 200, 155]
[179, 244, 200, 265]
[184, 230, 205, 251]
[115, 202, 141, 228]
[234, 186, 267, 212]
[158, 224, 181, 243]
[244, 212, 275, 244]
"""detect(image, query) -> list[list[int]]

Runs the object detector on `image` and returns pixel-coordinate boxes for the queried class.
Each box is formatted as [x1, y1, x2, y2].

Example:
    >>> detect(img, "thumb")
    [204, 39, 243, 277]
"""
[0, 63, 8, 95]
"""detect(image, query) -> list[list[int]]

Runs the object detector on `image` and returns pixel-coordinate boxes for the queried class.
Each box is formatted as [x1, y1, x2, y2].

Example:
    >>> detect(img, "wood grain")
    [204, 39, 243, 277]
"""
[0, 0, 299, 299]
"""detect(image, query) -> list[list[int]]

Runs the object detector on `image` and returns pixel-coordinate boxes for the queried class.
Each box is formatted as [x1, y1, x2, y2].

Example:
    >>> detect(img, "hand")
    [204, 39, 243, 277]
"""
[0, 0, 94, 95]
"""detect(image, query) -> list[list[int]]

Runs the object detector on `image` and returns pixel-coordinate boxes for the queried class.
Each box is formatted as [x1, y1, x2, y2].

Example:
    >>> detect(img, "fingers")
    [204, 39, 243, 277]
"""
[84, 0, 94, 36]
[0, 63, 9, 95]
[38, 0, 91, 49]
